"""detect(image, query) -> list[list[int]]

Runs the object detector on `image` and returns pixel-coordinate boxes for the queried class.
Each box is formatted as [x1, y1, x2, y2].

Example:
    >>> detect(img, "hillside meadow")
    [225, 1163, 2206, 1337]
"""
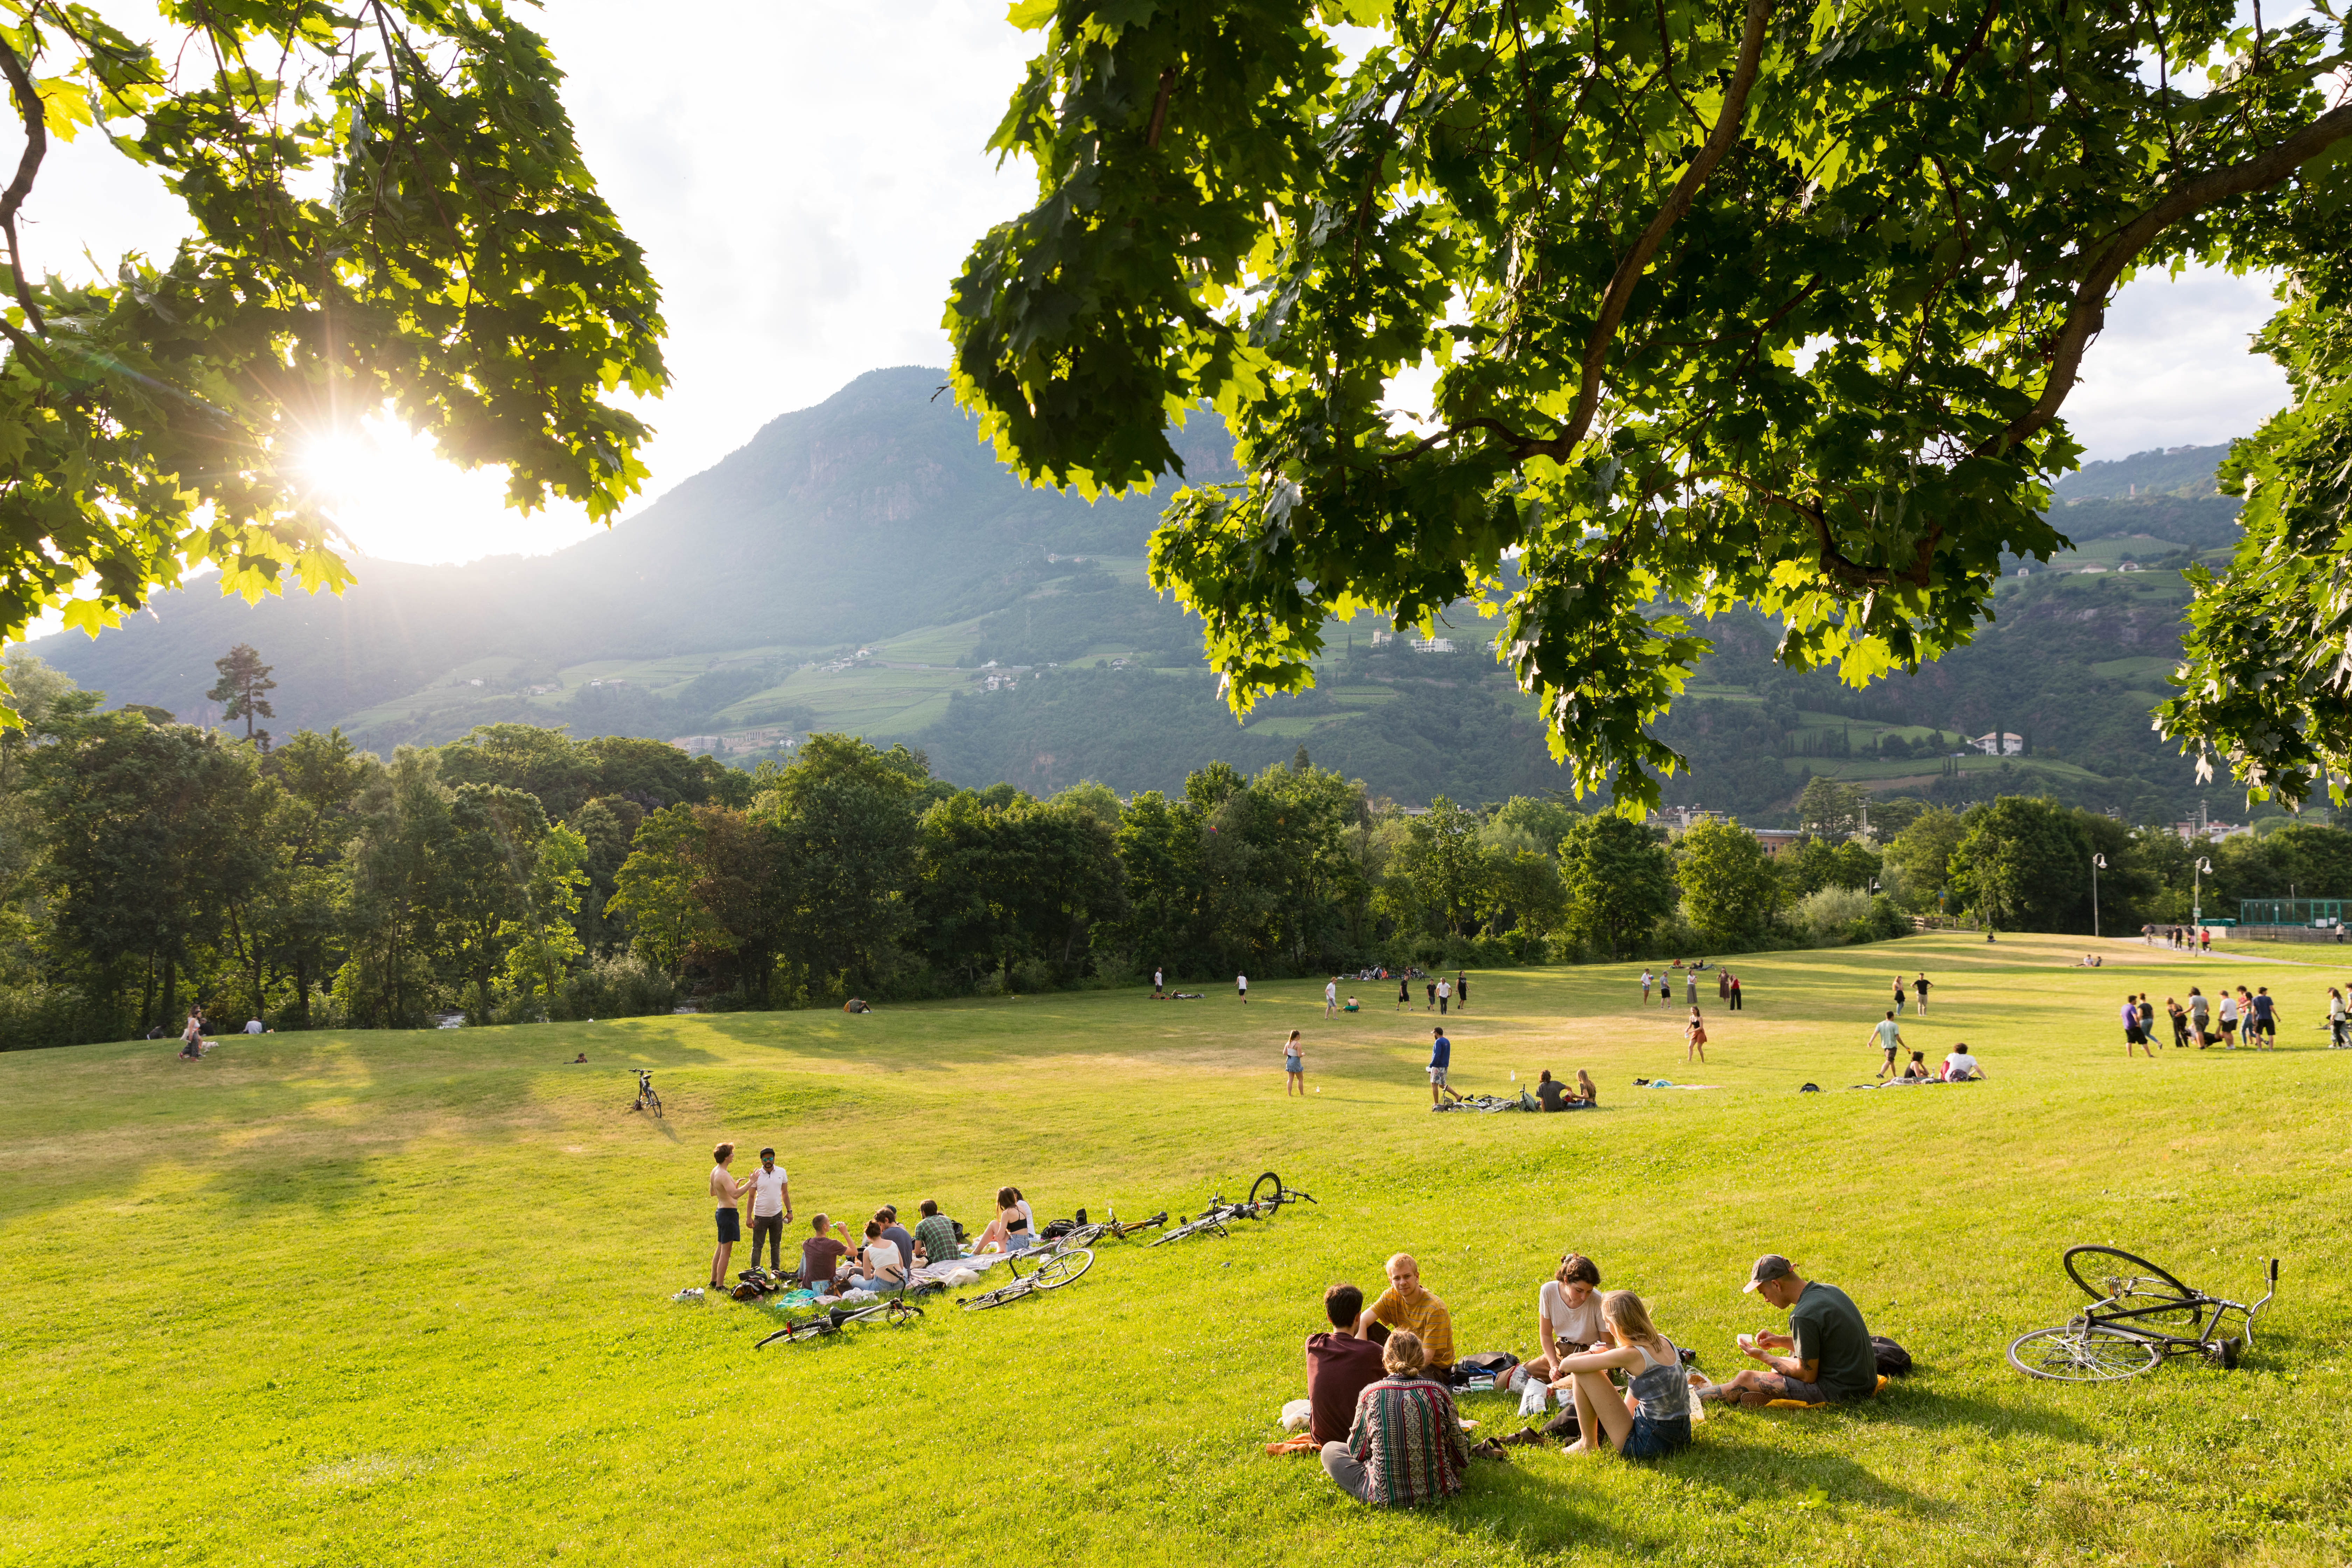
[5, 932, 2350, 1566]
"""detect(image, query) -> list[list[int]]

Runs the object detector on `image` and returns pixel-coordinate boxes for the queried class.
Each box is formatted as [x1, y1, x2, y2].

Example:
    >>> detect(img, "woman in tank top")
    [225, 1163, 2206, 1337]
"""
[1545, 1289, 1694, 1460]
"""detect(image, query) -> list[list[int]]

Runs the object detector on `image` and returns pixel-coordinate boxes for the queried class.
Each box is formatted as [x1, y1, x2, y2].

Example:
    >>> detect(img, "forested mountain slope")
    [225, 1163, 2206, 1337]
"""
[24, 370, 2247, 823]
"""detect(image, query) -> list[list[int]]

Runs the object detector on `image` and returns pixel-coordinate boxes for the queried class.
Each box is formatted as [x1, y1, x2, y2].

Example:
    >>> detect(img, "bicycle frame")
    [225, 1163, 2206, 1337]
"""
[2082, 1259, 2278, 1355]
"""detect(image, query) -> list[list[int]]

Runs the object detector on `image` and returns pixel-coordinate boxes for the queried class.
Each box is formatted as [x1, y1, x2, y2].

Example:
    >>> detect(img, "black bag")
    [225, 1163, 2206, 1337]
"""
[1871, 1336, 1913, 1376]
[1449, 1351, 1520, 1387]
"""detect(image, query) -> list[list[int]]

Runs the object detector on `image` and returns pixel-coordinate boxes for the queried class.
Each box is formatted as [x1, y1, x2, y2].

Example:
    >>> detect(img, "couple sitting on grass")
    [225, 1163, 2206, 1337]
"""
[1519, 1069, 1597, 1112]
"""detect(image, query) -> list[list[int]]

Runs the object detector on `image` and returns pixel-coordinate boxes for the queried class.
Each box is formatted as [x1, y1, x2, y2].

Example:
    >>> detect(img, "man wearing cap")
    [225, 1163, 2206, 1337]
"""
[1703, 1254, 1878, 1408]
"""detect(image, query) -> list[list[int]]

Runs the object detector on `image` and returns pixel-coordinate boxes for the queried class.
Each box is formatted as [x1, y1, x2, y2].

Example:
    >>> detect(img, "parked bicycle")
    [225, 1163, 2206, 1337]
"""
[1150, 1171, 1316, 1246]
[959, 1246, 1094, 1310]
[755, 1295, 925, 1348]
[1035, 1208, 1170, 1256]
[630, 1069, 662, 1119]
[2008, 1245, 2278, 1381]
[1246, 1171, 1316, 1213]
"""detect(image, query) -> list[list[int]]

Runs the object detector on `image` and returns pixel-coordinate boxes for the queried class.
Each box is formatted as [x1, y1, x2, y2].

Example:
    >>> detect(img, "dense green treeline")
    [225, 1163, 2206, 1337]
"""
[11, 650, 2352, 1049]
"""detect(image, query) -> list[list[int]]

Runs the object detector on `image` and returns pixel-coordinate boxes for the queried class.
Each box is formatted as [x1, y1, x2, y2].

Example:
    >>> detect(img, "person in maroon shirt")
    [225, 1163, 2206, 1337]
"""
[1306, 1283, 1388, 1446]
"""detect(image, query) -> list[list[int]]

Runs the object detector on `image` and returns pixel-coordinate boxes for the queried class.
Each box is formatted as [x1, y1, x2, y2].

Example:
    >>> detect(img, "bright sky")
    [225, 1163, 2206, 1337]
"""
[18, 1, 2294, 568]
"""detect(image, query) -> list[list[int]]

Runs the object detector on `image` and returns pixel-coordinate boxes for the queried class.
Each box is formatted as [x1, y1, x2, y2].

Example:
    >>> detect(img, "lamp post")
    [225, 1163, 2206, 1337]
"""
[2193, 856, 2211, 930]
[2092, 853, 2107, 939]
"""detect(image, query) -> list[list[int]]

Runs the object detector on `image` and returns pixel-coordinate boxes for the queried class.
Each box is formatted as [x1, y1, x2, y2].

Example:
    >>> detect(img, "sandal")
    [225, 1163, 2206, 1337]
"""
[1498, 1427, 1551, 1447]
[1470, 1437, 1511, 1462]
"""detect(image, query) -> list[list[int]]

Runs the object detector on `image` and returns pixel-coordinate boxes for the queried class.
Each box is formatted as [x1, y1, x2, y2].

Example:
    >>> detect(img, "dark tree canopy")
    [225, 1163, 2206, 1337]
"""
[0, 0, 665, 714]
[947, 0, 2352, 811]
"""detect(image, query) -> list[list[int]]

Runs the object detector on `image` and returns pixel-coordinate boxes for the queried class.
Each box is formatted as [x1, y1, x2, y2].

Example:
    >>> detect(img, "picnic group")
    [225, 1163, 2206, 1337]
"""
[694, 1141, 1888, 1507]
[698, 1141, 1061, 1297]
[1287, 1247, 1891, 1505]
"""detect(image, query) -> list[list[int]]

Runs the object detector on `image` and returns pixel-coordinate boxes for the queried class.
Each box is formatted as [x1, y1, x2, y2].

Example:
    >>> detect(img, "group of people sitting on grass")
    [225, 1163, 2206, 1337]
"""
[1519, 1068, 1598, 1111]
[1302, 1250, 1879, 1506]
[708, 1141, 991, 1294]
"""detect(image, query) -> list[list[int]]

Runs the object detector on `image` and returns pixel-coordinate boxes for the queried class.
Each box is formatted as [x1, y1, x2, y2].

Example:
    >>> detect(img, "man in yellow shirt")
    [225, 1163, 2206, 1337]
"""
[1354, 1253, 1455, 1376]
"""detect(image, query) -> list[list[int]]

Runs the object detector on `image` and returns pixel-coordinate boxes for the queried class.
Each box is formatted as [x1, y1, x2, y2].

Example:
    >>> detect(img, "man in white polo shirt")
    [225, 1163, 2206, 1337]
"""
[747, 1147, 793, 1273]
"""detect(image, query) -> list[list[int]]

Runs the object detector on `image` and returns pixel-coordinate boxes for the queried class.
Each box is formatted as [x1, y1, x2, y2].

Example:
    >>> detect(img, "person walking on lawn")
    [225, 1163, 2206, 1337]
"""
[1913, 972, 1931, 1015]
[708, 1142, 748, 1290]
[2188, 986, 2211, 1046]
[1426, 978, 1437, 1010]
[1455, 972, 1469, 1011]
[1325, 978, 1339, 1018]
[2250, 986, 2279, 1049]
[1729, 972, 1743, 1010]
[1397, 973, 1410, 1012]
[1427, 1028, 1456, 1105]
[1153, 966, 1164, 997]
[1892, 974, 1907, 1015]
[1237, 972, 1248, 1004]
[1640, 968, 1654, 1006]
[1285, 1030, 1306, 1096]
[1869, 1011, 1903, 1080]
[2330, 987, 2347, 1048]
[1684, 1006, 1708, 1064]
[1436, 976, 1451, 1015]
[2123, 995, 2155, 1058]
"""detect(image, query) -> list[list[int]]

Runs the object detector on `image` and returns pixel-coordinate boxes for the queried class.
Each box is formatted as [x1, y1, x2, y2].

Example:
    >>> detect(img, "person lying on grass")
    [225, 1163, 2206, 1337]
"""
[1702, 1254, 1878, 1408]
[1320, 1330, 1469, 1506]
[1306, 1283, 1387, 1447]
[1548, 1290, 1695, 1460]
[1356, 1253, 1456, 1380]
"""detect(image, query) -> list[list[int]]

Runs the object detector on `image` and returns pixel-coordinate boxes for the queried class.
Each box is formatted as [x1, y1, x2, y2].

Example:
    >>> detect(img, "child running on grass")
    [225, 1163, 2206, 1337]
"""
[1285, 1030, 1305, 1096]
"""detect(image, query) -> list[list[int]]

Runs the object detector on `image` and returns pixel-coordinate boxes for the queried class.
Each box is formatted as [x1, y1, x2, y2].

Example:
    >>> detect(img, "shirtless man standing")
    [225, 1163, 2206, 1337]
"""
[708, 1142, 747, 1290]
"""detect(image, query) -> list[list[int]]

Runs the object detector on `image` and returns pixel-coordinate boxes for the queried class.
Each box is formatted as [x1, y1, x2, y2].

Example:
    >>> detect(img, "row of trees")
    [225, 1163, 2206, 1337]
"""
[13, 648, 2352, 1045]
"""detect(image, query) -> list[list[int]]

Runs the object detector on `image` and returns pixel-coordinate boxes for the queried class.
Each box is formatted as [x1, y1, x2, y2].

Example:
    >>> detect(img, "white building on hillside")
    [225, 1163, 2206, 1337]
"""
[1973, 732, 2024, 756]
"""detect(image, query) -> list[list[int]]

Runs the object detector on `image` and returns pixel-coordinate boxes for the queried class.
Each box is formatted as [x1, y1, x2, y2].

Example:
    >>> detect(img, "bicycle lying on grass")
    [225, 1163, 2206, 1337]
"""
[755, 1295, 926, 1348]
[959, 1246, 1094, 1310]
[1150, 1172, 1317, 1246]
[2008, 1245, 2279, 1381]
[1035, 1209, 1170, 1256]
[629, 1069, 662, 1119]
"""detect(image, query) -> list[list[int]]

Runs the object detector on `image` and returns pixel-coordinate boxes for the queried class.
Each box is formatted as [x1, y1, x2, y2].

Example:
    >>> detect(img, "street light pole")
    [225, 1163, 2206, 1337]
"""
[2092, 853, 2107, 939]
[2193, 856, 2211, 930]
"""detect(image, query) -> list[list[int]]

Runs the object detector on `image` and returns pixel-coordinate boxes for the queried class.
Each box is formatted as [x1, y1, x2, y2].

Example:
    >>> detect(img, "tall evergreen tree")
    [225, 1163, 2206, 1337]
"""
[206, 645, 277, 749]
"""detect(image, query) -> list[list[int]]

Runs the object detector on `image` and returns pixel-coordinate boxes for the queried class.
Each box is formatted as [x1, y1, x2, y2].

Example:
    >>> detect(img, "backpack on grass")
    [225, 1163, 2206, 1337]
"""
[1871, 1336, 1914, 1376]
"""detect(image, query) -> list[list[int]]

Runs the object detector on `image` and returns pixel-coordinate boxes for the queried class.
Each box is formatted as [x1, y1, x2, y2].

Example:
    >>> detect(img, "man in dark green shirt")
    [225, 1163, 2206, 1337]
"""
[1702, 1254, 1879, 1407]
[912, 1199, 961, 1268]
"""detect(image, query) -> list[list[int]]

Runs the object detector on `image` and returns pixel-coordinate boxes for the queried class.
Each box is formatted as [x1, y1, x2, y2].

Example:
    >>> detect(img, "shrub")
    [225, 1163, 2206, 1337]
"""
[555, 953, 676, 1020]
[1795, 885, 1875, 943]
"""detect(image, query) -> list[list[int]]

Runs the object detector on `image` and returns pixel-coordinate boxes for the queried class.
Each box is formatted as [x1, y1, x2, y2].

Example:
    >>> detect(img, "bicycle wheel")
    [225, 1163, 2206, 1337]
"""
[2007, 1324, 2163, 1381]
[649, 1091, 663, 1120]
[2062, 1245, 2199, 1328]
[1248, 1171, 1283, 1211]
[886, 1300, 925, 1326]
[962, 1283, 1030, 1312]
[1031, 1247, 1094, 1288]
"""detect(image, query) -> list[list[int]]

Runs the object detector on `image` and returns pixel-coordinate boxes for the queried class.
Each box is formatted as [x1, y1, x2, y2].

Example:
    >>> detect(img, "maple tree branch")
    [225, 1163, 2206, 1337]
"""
[1985, 98, 2352, 458]
[1552, 0, 1774, 457]
[0, 31, 49, 332]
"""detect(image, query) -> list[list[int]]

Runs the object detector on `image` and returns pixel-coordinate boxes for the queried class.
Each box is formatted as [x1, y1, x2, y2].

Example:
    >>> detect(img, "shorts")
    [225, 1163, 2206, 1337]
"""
[1428, 1066, 1448, 1088]
[1619, 1412, 1692, 1460]
[1882, 1044, 1897, 1060]
[715, 1207, 741, 1244]
[2256, 1018, 2275, 1036]
[1285, 1055, 1302, 1073]
[1759, 1373, 1830, 1404]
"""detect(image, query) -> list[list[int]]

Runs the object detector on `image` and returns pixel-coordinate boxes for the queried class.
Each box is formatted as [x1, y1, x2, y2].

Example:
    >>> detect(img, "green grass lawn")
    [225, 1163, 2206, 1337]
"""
[7, 932, 2352, 1567]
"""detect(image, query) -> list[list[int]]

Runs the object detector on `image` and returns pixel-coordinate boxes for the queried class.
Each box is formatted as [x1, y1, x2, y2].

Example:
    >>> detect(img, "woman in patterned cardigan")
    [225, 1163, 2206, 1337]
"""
[1321, 1330, 1469, 1505]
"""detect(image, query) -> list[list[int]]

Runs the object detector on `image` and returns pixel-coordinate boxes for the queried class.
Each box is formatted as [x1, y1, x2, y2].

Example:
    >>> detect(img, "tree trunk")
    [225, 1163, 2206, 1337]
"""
[160, 957, 178, 1030]
[293, 954, 310, 1029]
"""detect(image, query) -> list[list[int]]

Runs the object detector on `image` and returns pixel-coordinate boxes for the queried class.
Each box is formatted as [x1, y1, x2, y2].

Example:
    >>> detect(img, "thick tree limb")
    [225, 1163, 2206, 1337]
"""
[1545, 0, 1774, 459]
[0, 33, 49, 333]
[1983, 98, 2352, 458]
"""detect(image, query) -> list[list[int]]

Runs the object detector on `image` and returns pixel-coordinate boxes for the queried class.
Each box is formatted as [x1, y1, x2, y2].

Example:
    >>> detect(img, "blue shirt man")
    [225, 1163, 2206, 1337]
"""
[1428, 1028, 1453, 1105]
